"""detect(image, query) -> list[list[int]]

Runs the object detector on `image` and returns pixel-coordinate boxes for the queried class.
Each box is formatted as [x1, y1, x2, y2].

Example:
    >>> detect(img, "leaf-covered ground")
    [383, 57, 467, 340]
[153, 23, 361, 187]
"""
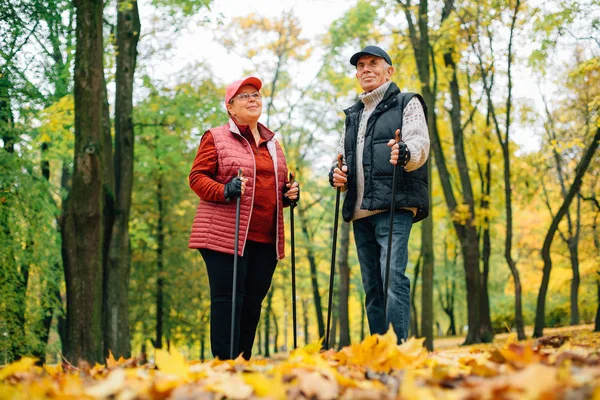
[2, 329, 600, 399]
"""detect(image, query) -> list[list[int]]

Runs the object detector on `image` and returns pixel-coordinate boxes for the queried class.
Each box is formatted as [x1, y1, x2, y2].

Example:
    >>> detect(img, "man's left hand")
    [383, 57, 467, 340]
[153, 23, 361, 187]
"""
[388, 139, 411, 166]
[284, 181, 300, 202]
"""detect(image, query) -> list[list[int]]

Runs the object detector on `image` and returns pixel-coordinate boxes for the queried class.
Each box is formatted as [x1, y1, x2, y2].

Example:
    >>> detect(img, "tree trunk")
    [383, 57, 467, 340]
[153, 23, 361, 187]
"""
[421, 158, 434, 350]
[480, 146, 494, 340]
[302, 298, 310, 346]
[401, 0, 485, 344]
[154, 174, 165, 349]
[569, 197, 581, 325]
[62, 0, 105, 363]
[593, 213, 599, 332]
[442, 30, 486, 344]
[595, 272, 600, 332]
[271, 308, 279, 354]
[534, 127, 600, 337]
[104, 0, 140, 359]
[36, 144, 64, 364]
[257, 317, 262, 355]
[360, 290, 365, 341]
[410, 256, 420, 338]
[264, 288, 274, 357]
[331, 294, 338, 350]
[101, 74, 116, 355]
[297, 205, 325, 338]
[447, 309, 456, 336]
[338, 221, 351, 347]
[0, 73, 28, 361]
[501, 0, 525, 341]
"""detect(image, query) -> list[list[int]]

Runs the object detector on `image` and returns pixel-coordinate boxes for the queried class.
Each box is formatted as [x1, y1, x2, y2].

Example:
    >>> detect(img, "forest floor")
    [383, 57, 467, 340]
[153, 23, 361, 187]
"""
[433, 323, 596, 349]
[1, 325, 599, 399]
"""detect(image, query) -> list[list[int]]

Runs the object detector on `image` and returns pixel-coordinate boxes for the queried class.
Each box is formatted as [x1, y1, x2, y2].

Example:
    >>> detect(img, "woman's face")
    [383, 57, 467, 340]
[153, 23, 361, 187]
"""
[227, 84, 262, 125]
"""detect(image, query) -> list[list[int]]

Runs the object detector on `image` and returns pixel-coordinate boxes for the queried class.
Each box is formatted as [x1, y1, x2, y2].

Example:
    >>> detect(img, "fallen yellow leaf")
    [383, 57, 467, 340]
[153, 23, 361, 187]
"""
[155, 346, 190, 380]
[0, 357, 37, 381]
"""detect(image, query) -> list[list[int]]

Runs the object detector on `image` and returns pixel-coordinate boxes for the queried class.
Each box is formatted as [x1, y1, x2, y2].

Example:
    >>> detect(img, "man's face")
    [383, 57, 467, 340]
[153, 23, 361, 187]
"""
[355, 55, 394, 92]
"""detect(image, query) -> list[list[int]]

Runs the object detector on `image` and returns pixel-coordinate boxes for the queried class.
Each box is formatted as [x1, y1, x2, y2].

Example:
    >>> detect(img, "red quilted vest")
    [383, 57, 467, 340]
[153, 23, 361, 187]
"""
[188, 120, 288, 259]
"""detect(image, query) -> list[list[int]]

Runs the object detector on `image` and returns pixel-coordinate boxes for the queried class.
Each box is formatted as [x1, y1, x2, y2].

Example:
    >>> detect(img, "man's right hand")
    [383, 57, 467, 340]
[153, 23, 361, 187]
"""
[329, 165, 348, 188]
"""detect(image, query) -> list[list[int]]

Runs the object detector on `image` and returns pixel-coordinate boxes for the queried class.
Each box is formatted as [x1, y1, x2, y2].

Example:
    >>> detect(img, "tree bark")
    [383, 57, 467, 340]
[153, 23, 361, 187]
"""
[421, 159, 434, 350]
[410, 256, 420, 338]
[338, 221, 351, 347]
[104, 0, 140, 359]
[271, 307, 279, 354]
[154, 174, 165, 349]
[302, 298, 310, 346]
[297, 205, 325, 339]
[480, 126, 493, 340]
[595, 276, 600, 332]
[62, 0, 105, 363]
[569, 197, 581, 325]
[500, 0, 525, 341]
[534, 127, 600, 337]
[264, 288, 274, 357]
[401, 0, 486, 344]
[0, 73, 27, 361]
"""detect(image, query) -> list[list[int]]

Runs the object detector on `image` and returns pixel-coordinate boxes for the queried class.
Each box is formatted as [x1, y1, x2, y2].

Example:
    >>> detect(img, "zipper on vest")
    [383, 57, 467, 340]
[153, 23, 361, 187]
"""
[237, 134, 257, 257]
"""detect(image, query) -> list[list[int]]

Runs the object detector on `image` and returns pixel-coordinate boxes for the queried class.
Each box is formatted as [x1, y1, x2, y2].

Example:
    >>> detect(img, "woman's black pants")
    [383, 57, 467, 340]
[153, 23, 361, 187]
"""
[199, 241, 277, 360]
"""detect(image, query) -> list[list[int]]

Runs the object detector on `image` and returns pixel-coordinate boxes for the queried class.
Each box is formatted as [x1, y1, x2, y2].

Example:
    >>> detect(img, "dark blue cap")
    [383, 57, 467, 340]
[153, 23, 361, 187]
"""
[350, 45, 393, 67]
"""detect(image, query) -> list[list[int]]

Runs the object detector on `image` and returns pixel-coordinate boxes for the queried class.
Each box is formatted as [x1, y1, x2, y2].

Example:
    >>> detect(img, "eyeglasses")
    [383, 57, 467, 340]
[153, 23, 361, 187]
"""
[231, 91, 262, 102]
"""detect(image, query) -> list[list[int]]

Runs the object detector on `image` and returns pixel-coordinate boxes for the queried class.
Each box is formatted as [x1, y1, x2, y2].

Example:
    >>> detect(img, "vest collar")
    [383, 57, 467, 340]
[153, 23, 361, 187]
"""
[228, 118, 276, 142]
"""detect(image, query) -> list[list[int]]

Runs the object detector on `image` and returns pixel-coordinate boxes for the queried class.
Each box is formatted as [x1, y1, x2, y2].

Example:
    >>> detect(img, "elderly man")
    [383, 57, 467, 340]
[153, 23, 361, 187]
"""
[329, 45, 430, 341]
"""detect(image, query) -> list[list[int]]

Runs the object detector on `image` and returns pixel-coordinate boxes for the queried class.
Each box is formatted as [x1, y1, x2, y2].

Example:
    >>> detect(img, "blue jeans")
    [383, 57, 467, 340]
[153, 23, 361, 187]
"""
[353, 210, 413, 342]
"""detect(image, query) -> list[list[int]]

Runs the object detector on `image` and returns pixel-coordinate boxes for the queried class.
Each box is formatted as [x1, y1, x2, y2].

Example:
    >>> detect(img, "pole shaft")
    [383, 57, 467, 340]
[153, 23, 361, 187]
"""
[383, 130, 403, 327]
[325, 187, 341, 349]
[230, 169, 243, 359]
[291, 203, 297, 349]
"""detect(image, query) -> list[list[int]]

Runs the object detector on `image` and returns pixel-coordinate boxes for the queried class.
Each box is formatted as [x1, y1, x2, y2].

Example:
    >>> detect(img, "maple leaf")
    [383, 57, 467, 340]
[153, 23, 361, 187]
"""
[106, 350, 117, 369]
[84, 369, 126, 398]
[499, 343, 542, 369]
[204, 372, 253, 399]
[243, 372, 287, 399]
[155, 345, 190, 380]
[0, 357, 37, 380]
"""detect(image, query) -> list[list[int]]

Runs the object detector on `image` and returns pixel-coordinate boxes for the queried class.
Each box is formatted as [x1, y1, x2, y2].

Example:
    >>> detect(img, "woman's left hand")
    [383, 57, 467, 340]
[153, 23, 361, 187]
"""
[285, 181, 300, 201]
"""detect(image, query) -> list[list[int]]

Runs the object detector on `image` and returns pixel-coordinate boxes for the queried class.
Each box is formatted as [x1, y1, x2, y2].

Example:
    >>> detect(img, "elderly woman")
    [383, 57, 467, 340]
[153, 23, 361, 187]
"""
[188, 76, 299, 360]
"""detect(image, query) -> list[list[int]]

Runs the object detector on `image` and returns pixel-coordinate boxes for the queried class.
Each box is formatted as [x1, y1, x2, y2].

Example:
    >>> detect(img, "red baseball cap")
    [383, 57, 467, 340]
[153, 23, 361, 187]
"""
[225, 76, 262, 107]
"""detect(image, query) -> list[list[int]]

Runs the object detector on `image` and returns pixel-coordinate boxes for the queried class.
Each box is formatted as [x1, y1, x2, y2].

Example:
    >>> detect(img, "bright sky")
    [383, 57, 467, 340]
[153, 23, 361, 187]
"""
[138, 0, 550, 153]
[139, 0, 353, 84]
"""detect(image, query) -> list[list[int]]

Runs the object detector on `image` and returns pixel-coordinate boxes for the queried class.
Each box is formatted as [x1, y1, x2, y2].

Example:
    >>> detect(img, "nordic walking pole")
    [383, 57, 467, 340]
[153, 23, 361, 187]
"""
[289, 172, 298, 350]
[230, 168, 243, 359]
[325, 154, 343, 350]
[383, 130, 402, 322]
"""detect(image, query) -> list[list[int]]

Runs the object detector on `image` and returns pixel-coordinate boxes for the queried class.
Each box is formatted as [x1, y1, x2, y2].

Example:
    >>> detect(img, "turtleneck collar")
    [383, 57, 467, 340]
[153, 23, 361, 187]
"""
[359, 81, 392, 110]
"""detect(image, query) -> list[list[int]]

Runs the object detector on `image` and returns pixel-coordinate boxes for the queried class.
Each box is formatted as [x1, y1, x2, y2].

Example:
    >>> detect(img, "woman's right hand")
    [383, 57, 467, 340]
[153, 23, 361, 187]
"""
[224, 177, 248, 200]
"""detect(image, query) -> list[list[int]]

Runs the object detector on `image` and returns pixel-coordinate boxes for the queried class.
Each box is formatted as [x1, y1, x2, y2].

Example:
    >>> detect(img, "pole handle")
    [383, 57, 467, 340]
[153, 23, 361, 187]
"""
[337, 153, 344, 169]
[289, 172, 296, 208]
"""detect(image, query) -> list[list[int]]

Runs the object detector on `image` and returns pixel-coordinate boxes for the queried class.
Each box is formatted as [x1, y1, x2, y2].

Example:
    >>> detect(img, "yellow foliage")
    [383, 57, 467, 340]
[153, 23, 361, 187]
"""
[451, 204, 472, 225]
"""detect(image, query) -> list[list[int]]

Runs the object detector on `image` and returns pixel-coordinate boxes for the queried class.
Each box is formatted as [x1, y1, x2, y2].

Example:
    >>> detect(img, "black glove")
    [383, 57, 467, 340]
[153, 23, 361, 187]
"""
[328, 166, 336, 187]
[398, 142, 411, 167]
[329, 164, 349, 187]
[224, 177, 242, 201]
[283, 182, 300, 204]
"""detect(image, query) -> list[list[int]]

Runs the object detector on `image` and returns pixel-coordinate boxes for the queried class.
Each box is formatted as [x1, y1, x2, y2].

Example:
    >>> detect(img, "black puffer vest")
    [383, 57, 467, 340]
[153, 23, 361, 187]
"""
[342, 82, 429, 223]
